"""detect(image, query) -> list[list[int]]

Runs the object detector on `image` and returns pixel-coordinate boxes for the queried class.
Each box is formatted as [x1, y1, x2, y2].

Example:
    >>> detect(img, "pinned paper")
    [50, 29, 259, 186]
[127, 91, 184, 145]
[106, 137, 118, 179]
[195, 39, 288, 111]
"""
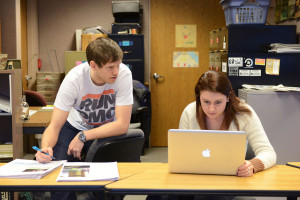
[255, 58, 266, 66]
[175, 25, 197, 48]
[173, 51, 199, 68]
[266, 59, 280, 75]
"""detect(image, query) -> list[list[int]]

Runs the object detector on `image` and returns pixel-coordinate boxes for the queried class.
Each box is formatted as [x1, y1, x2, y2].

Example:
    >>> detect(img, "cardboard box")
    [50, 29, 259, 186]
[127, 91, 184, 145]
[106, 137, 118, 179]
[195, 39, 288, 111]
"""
[81, 34, 107, 51]
[65, 51, 87, 75]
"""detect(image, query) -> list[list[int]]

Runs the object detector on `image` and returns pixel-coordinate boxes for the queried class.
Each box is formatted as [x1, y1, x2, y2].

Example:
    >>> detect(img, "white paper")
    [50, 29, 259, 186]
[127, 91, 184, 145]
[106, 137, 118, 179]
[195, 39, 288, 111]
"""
[56, 162, 119, 182]
[0, 159, 66, 179]
[29, 110, 37, 116]
[242, 84, 300, 92]
[41, 106, 54, 110]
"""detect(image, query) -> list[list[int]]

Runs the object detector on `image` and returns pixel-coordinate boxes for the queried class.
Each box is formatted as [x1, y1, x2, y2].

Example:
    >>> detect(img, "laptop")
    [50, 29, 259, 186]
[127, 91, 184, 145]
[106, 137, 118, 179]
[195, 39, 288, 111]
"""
[168, 129, 246, 175]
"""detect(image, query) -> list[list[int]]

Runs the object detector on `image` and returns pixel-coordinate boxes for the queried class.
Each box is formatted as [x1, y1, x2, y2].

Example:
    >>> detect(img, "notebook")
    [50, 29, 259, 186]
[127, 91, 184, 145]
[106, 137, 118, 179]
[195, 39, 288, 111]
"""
[168, 129, 246, 175]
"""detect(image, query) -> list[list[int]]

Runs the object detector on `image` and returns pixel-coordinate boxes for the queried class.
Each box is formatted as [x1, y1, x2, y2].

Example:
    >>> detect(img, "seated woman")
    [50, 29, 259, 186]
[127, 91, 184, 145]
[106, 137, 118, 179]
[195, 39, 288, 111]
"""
[179, 70, 276, 176]
[147, 70, 276, 200]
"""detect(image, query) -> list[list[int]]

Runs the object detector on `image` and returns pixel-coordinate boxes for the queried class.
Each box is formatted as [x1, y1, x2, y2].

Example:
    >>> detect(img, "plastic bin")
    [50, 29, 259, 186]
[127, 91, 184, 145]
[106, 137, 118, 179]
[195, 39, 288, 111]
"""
[220, 0, 270, 26]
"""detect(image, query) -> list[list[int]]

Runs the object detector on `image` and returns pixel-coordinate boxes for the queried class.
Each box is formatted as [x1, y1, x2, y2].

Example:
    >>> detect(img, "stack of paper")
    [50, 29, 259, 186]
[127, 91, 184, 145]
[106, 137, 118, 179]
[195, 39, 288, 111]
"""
[0, 159, 66, 179]
[242, 84, 300, 92]
[56, 162, 119, 182]
[269, 43, 300, 53]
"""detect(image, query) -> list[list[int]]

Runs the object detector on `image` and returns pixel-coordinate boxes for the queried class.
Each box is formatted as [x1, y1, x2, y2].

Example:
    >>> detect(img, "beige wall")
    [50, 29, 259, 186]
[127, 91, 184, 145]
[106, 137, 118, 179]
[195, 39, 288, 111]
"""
[0, 0, 17, 58]
[1, 0, 299, 88]
[37, 0, 150, 82]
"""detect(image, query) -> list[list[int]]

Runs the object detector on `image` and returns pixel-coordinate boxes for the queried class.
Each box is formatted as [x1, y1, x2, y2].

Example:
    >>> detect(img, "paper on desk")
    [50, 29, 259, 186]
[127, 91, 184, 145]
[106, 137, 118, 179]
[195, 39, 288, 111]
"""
[56, 162, 119, 182]
[29, 110, 37, 116]
[41, 106, 54, 110]
[0, 159, 66, 179]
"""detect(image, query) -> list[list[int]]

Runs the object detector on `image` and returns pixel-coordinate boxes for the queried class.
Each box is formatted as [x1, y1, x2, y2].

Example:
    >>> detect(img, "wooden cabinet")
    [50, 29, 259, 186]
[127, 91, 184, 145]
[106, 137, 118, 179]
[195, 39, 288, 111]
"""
[0, 69, 23, 159]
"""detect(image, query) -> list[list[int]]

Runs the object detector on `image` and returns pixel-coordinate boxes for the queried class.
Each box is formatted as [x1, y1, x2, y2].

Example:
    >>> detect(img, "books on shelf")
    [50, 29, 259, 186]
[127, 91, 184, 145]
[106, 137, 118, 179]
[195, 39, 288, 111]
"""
[0, 74, 12, 113]
[0, 159, 66, 179]
[0, 94, 11, 113]
[56, 162, 119, 182]
[0, 144, 13, 161]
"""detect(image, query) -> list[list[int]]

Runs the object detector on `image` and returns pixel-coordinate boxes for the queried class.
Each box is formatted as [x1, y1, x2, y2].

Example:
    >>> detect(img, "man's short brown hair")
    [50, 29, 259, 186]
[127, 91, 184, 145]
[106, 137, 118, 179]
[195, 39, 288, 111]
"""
[86, 37, 123, 68]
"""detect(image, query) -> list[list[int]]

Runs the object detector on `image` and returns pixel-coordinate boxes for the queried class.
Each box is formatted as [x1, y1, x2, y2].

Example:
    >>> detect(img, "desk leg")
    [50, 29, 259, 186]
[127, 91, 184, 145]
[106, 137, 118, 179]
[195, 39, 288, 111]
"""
[287, 196, 297, 200]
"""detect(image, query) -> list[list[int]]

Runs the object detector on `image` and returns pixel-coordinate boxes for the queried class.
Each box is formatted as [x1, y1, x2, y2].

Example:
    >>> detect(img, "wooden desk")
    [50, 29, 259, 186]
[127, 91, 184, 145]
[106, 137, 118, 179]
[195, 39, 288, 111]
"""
[105, 164, 300, 200]
[0, 162, 162, 192]
[22, 107, 53, 134]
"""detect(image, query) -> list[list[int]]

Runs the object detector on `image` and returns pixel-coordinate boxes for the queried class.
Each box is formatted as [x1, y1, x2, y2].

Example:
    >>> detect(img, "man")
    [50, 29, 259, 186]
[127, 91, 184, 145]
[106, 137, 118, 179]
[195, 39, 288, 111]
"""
[35, 37, 133, 163]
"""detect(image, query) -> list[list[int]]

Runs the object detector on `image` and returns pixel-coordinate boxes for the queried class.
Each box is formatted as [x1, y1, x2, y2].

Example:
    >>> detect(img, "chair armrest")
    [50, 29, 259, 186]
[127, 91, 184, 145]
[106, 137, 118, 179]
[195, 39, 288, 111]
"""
[137, 106, 148, 112]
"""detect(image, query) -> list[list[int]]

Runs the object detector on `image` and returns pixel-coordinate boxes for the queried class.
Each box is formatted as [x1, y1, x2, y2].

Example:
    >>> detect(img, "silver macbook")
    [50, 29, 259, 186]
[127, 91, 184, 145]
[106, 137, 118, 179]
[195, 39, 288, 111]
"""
[168, 129, 246, 175]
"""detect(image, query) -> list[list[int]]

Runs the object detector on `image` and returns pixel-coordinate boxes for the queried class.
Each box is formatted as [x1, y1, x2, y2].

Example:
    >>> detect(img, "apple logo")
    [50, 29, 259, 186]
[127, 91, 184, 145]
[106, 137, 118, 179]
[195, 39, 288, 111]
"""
[202, 148, 211, 157]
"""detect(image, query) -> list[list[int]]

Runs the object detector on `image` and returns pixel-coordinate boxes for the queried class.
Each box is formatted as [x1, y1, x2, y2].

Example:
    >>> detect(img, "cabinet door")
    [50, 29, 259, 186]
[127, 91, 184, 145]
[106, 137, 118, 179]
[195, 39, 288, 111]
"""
[0, 115, 12, 143]
[0, 69, 23, 159]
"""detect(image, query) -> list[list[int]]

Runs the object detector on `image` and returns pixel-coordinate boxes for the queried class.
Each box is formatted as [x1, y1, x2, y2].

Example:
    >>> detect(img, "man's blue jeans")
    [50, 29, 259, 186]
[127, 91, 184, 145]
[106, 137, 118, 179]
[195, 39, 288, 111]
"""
[51, 121, 93, 200]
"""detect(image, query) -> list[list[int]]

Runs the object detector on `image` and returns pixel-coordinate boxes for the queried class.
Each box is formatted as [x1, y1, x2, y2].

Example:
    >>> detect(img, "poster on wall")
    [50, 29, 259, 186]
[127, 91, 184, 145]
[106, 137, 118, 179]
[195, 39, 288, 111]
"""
[175, 25, 197, 48]
[295, 0, 300, 18]
[275, 0, 299, 23]
[173, 51, 199, 68]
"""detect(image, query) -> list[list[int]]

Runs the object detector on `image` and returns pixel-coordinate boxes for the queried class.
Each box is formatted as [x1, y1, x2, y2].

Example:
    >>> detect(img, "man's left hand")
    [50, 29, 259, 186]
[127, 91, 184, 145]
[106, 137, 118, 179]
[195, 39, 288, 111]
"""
[67, 136, 84, 160]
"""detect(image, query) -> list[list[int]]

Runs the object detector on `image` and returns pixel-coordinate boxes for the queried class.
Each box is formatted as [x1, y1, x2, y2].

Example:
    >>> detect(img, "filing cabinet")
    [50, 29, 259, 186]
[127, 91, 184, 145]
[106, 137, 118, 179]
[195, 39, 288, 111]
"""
[239, 89, 300, 164]
[108, 34, 144, 84]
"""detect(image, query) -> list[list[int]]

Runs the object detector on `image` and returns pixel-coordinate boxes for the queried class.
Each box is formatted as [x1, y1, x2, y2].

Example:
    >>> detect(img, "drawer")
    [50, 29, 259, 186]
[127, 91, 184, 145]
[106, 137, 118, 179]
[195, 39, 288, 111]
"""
[38, 91, 58, 99]
[37, 72, 64, 86]
[37, 85, 60, 92]
[123, 60, 144, 84]
[108, 34, 144, 60]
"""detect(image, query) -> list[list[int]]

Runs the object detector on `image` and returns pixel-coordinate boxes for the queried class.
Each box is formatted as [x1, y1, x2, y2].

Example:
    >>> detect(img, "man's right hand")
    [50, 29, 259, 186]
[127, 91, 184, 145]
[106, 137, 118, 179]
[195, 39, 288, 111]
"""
[35, 147, 54, 163]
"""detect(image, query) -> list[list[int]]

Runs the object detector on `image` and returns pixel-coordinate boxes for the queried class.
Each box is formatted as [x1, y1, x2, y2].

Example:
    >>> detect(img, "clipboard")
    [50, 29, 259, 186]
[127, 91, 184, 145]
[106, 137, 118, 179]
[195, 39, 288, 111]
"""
[286, 162, 300, 169]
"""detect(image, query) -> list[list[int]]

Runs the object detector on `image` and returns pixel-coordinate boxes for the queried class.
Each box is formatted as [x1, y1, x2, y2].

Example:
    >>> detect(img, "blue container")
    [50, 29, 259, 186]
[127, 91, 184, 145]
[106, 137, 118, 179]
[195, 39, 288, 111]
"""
[220, 0, 270, 26]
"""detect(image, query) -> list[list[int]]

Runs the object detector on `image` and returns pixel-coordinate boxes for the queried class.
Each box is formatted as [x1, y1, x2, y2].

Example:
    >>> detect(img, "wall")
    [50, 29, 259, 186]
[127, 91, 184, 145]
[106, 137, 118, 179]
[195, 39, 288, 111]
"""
[0, 0, 16, 58]
[37, 0, 150, 82]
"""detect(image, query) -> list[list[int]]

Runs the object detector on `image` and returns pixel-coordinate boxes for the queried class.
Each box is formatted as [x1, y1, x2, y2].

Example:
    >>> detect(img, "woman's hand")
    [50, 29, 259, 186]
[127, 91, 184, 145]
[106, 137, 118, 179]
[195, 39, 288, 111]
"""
[237, 160, 254, 177]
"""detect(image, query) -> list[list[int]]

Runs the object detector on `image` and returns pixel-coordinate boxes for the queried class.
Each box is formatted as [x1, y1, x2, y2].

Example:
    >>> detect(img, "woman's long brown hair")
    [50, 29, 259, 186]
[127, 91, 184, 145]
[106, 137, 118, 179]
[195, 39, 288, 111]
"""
[195, 71, 251, 130]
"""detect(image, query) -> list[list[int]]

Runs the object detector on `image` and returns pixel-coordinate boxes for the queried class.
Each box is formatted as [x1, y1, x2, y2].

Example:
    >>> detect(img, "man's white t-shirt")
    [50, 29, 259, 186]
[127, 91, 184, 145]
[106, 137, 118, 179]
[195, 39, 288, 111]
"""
[54, 62, 133, 131]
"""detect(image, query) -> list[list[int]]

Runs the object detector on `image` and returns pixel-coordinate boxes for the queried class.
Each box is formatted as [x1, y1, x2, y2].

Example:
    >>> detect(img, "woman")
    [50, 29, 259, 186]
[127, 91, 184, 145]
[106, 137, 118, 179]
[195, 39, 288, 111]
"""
[146, 71, 277, 200]
[179, 70, 276, 176]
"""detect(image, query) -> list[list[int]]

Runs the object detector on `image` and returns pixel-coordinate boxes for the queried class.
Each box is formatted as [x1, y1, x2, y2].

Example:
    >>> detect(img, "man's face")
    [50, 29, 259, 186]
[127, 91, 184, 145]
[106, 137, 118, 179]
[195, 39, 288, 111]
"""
[91, 59, 121, 86]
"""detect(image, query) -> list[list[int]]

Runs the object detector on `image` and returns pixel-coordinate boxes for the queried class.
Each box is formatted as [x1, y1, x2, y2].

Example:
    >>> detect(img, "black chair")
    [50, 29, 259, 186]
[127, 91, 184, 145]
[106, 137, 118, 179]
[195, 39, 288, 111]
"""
[85, 129, 144, 162]
[131, 80, 151, 154]
[81, 129, 144, 200]
[245, 142, 255, 160]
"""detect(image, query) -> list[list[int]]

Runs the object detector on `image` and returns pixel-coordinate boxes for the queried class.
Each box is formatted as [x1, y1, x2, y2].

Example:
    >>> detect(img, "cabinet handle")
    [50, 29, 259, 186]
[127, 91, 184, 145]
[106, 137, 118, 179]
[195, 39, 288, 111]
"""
[123, 51, 132, 54]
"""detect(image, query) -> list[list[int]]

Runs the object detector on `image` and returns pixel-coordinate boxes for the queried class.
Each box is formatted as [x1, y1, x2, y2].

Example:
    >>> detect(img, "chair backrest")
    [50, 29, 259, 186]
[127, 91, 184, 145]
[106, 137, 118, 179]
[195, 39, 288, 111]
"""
[23, 90, 47, 106]
[245, 141, 255, 160]
[85, 129, 144, 162]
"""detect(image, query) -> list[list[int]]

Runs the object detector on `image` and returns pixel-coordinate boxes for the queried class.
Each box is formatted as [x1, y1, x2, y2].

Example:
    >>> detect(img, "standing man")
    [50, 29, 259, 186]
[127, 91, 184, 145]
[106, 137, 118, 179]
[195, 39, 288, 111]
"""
[35, 37, 133, 163]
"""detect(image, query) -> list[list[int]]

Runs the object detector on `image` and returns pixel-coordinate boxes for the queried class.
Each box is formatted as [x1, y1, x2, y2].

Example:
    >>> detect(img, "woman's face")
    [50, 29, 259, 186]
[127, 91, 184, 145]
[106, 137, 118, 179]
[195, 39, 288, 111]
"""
[200, 90, 228, 120]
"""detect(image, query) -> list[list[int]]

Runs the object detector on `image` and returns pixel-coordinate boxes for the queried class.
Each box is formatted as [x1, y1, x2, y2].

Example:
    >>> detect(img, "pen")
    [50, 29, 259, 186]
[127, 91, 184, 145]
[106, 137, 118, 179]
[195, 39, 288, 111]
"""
[32, 146, 55, 159]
